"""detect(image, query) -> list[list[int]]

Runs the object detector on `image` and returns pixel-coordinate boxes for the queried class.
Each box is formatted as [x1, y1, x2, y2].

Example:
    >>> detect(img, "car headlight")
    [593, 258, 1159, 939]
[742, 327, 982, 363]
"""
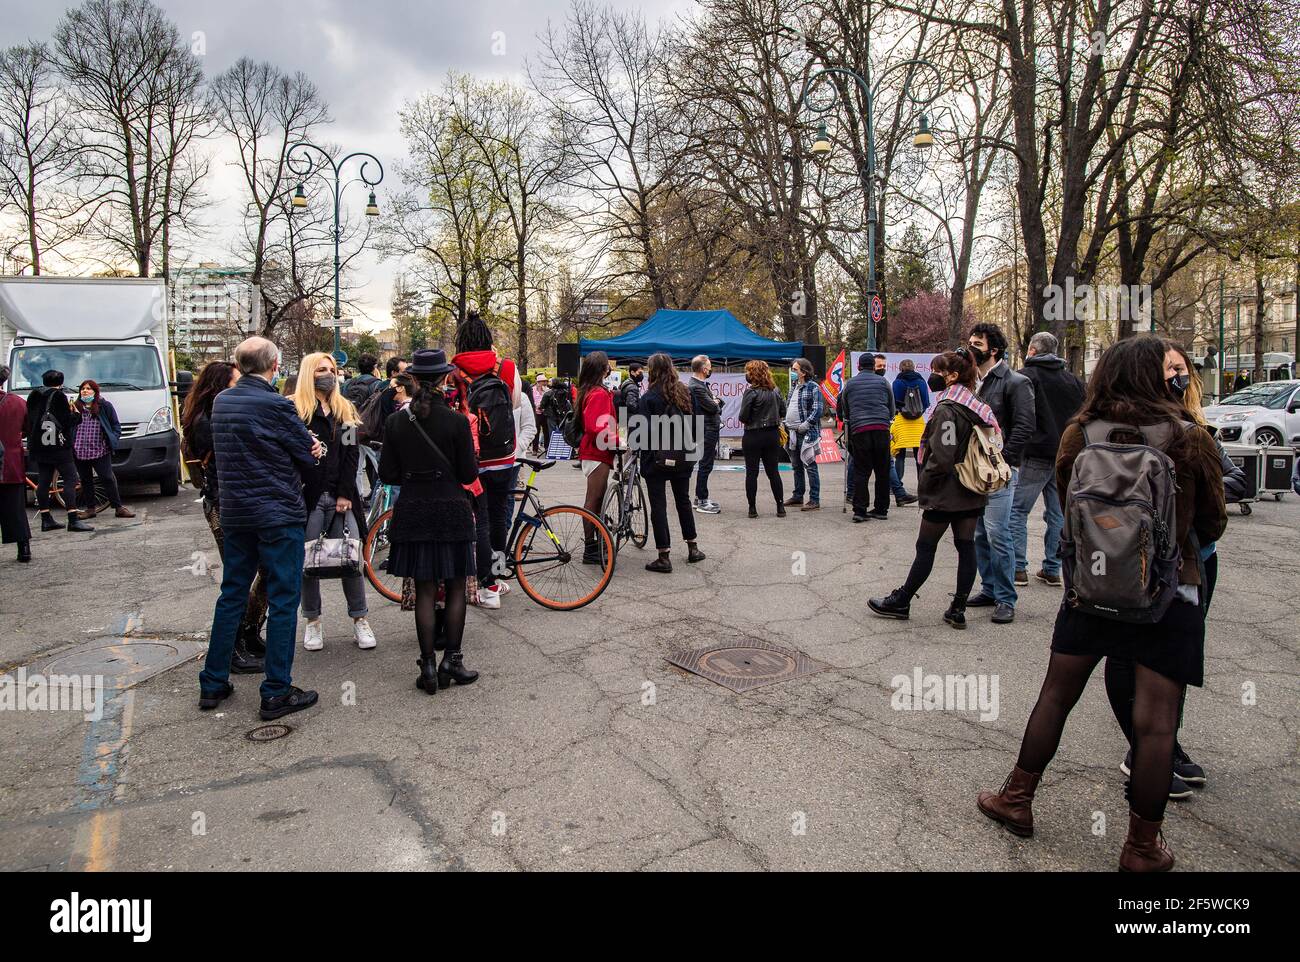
[144, 406, 173, 435]
[1217, 412, 1251, 423]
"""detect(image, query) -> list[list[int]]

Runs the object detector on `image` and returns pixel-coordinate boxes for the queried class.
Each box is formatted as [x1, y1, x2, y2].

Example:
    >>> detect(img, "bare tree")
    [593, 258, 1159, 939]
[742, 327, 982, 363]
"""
[54, 0, 209, 277]
[0, 42, 91, 273]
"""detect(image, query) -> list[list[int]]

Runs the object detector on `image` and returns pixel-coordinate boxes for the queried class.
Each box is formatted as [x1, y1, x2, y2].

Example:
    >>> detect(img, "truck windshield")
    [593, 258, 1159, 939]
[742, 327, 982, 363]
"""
[8, 345, 164, 392]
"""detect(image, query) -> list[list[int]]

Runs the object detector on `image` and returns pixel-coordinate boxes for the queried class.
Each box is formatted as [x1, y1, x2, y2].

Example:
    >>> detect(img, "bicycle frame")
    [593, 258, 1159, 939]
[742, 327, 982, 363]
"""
[505, 464, 573, 572]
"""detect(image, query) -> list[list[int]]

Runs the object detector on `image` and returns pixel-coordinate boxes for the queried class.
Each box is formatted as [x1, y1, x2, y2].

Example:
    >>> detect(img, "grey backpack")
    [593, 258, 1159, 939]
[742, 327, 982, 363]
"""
[1059, 420, 1186, 624]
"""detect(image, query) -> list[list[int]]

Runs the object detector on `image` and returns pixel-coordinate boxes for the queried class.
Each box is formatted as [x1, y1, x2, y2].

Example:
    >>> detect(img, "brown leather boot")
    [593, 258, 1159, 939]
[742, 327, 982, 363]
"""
[977, 765, 1041, 837]
[1119, 811, 1174, 872]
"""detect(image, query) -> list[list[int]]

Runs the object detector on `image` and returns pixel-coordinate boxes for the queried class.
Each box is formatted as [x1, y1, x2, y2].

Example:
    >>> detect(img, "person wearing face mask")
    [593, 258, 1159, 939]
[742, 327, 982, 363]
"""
[1009, 332, 1084, 589]
[689, 355, 721, 513]
[617, 361, 644, 419]
[1100, 340, 1235, 802]
[293, 352, 377, 653]
[783, 358, 823, 510]
[71, 379, 134, 521]
[965, 323, 1035, 624]
[200, 336, 324, 721]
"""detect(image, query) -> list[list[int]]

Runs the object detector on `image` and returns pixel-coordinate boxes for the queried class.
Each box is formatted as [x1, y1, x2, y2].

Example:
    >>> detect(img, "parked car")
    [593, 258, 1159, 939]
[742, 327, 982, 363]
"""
[1202, 380, 1300, 447]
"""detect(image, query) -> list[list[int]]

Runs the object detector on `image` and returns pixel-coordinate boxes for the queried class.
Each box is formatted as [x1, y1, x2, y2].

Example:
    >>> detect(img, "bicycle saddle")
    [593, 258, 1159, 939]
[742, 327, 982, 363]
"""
[518, 457, 557, 471]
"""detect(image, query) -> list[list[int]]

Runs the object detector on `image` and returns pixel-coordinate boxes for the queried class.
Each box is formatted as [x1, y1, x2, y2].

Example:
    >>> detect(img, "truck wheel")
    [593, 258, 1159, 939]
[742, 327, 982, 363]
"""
[160, 474, 180, 497]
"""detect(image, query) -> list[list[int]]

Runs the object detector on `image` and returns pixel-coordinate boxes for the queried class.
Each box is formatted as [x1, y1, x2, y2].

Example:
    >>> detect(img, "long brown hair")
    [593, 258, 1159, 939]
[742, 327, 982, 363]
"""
[76, 379, 102, 416]
[576, 350, 609, 419]
[934, 349, 976, 390]
[744, 359, 775, 391]
[648, 352, 691, 413]
[1073, 335, 1191, 458]
[182, 361, 236, 430]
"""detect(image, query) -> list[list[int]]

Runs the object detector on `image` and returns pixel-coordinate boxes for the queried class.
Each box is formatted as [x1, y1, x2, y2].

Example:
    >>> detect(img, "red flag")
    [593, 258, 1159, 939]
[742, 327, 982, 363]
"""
[820, 349, 846, 407]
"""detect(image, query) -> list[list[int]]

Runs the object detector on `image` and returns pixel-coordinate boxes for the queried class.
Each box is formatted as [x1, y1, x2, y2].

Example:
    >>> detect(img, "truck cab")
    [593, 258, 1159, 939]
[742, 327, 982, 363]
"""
[0, 278, 181, 497]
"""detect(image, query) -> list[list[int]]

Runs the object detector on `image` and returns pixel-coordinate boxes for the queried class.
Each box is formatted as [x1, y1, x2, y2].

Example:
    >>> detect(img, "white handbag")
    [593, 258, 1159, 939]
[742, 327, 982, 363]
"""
[303, 506, 363, 579]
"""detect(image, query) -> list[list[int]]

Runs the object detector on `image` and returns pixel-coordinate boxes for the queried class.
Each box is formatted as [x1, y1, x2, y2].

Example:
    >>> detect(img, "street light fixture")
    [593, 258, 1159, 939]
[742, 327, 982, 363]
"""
[286, 140, 385, 359]
[798, 57, 942, 350]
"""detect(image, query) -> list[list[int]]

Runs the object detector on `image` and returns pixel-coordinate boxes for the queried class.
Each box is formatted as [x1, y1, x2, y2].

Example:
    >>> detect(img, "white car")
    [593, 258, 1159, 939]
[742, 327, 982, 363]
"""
[1202, 380, 1300, 447]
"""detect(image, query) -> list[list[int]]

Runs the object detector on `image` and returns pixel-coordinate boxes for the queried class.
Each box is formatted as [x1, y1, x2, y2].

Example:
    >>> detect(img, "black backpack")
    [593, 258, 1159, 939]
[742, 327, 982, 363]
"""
[356, 388, 388, 446]
[343, 375, 381, 408]
[467, 361, 517, 461]
[902, 383, 925, 419]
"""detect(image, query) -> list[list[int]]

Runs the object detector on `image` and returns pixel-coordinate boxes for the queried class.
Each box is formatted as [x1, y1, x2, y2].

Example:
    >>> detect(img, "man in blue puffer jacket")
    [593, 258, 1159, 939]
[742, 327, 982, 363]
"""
[199, 336, 323, 721]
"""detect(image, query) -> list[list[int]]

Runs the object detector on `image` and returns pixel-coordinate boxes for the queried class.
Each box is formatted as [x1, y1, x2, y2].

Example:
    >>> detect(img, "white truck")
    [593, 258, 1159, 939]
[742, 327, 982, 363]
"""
[0, 277, 181, 496]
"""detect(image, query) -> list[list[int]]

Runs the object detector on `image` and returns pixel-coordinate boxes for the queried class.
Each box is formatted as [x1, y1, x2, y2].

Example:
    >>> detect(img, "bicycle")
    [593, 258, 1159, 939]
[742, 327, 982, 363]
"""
[24, 470, 111, 513]
[601, 447, 648, 552]
[364, 457, 615, 611]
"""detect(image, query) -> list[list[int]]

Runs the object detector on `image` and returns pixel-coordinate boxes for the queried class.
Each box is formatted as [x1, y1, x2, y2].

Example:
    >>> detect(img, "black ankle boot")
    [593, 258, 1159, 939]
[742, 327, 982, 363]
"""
[438, 650, 479, 688]
[40, 512, 60, 532]
[867, 587, 911, 619]
[645, 553, 672, 573]
[686, 543, 706, 563]
[582, 538, 603, 565]
[67, 514, 94, 533]
[17, 541, 31, 563]
[238, 622, 266, 657]
[944, 595, 967, 629]
[230, 637, 264, 674]
[416, 656, 439, 694]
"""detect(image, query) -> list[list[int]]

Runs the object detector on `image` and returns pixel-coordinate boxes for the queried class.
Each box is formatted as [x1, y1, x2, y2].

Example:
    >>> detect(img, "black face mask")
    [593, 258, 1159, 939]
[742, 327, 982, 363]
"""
[969, 345, 990, 365]
[1167, 374, 1190, 398]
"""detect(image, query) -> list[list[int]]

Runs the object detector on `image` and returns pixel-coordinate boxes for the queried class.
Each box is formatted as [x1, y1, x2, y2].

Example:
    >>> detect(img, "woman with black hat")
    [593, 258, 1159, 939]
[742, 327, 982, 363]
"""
[378, 349, 481, 695]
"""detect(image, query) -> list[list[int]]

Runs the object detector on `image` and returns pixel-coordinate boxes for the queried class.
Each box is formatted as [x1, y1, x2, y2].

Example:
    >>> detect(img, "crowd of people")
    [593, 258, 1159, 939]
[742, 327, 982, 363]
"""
[1, 306, 1273, 872]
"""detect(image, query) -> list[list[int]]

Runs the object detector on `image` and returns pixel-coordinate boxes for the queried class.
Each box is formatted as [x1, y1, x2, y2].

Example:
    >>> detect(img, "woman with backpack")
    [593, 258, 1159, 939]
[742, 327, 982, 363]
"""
[738, 360, 786, 518]
[1101, 341, 1241, 800]
[451, 311, 523, 609]
[378, 349, 480, 695]
[293, 352, 377, 652]
[890, 359, 930, 488]
[181, 360, 265, 674]
[868, 349, 994, 629]
[572, 350, 617, 564]
[638, 353, 705, 573]
[976, 335, 1226, 872]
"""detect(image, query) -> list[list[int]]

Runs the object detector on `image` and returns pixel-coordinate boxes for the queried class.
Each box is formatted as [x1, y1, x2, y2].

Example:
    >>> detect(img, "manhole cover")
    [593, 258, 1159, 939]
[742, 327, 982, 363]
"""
[667, 641, 829, 692]
[245, 724, 293, 742]
[40, 639, 206, 691]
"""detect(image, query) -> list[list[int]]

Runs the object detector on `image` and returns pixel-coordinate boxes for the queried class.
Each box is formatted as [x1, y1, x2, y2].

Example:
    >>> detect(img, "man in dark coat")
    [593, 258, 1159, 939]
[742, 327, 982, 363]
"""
[967, 323, 1036, 624]
[1010, 331, 1085, 588]
[837, 353, 897, 521]
[25, 369, 92, 533]
[199, 336, 322, 721]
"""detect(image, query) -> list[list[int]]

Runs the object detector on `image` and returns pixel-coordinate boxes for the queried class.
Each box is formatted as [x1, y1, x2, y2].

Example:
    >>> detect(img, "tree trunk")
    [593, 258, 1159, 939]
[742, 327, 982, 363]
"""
[1254, 265, 1266, 382]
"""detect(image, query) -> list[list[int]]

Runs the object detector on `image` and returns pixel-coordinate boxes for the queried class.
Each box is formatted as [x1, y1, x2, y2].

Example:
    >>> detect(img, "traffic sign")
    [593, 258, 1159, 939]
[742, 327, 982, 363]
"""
[332, 350, 348, 366]
[869, 294, 883, 323]
[318, 318, 352, 328]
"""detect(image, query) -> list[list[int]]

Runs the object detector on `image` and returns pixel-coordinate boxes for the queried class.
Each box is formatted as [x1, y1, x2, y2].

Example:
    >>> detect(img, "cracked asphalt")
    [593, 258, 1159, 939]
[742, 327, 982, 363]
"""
[1, 462, 1296, 871]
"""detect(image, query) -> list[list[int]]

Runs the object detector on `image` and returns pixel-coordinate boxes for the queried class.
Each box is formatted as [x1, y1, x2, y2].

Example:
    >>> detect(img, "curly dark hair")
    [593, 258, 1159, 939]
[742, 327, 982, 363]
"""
[744, 359, 776, 391]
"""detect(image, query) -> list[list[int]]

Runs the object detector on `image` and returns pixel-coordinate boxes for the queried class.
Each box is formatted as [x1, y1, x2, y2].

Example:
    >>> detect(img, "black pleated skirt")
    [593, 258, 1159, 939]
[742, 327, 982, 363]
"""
[387, 538, 476, 581]
[1051, 596, 1205, 687]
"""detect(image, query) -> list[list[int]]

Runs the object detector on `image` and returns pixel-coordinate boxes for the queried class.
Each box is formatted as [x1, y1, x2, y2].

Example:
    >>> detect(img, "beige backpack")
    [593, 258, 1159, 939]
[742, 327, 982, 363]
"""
[956, 419, 1012, 495]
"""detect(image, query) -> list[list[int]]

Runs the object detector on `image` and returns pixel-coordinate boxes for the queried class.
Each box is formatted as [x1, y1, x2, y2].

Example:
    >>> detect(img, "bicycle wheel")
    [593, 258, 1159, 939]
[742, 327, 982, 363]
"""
[629, 477, 649, 549]
[513, 504, 614, 610]
[363, 508, 403, 602]
[601, 482, 627, 550]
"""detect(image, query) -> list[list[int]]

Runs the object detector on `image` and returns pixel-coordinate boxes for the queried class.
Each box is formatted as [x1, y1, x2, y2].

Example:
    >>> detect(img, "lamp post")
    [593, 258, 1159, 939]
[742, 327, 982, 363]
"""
[287, 141, 384, 361]
[799, 58, 940, 351]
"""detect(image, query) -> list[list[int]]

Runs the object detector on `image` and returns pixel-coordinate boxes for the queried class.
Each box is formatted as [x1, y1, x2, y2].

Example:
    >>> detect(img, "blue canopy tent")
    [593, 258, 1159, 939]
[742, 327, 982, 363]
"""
[578, 309, 804, 365]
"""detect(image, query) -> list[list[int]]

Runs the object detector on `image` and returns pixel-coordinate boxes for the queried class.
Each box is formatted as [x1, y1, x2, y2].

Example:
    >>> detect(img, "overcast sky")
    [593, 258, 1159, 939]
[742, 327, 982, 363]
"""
[2, 0, 693, 331]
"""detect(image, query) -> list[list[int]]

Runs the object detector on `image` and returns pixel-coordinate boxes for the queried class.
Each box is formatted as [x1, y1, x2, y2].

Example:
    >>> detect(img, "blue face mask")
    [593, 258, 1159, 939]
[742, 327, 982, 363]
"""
[80, 394, 94, 404]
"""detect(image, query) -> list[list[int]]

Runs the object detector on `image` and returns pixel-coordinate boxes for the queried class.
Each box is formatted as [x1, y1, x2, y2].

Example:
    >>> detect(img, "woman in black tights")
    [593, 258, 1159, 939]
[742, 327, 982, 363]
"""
[738, 360, 785, 517]
[378, 349, 481, 695]
[977, 336, 1226, 872]
[867, 349, 993, 628]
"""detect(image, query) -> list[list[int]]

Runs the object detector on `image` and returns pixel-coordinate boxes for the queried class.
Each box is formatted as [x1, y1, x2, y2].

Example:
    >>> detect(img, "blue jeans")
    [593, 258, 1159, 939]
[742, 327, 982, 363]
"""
[201, 524, 305, 700]
[974, 468, 1019, 606]
[894, 449, 918, 491]
[789, 432, 820, 503]
[1010, 458, 1063, 575]
[890, 460, 907, 498]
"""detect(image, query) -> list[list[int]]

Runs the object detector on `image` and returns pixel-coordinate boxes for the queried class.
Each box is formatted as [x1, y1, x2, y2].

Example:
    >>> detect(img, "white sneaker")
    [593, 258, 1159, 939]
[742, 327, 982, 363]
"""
[303, 620, 324, 650]
[353, 617, 377, 649]
[477, 585, 501, 609]
[494, 581, 511, 596]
